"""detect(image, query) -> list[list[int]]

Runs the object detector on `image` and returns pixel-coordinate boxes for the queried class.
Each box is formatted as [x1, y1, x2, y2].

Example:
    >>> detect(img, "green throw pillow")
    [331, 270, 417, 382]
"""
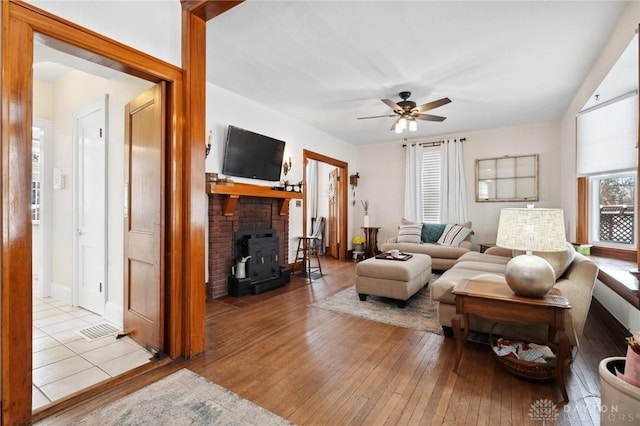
[422, 223, 447, 243]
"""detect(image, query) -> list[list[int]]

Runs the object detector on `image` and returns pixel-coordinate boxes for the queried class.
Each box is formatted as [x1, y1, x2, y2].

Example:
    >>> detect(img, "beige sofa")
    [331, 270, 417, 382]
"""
[381, 221, 473, 270]
[430, 245, 598, 346]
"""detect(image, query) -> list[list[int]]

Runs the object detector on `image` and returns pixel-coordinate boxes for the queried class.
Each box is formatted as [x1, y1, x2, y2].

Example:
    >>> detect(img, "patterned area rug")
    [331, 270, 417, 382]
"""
[311, 274, 443, 335]
[71, 369, 293, 425]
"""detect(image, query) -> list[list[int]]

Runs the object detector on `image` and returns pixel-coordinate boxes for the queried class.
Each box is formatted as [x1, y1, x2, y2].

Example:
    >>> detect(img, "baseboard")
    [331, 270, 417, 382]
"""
[50, 282, 71, 304]
[590, 297, 631, 340]
[104, 301, 123, 327]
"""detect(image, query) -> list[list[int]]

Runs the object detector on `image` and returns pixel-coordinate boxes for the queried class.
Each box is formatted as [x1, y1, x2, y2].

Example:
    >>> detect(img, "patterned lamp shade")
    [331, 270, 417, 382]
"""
[496, 208, 566, 253]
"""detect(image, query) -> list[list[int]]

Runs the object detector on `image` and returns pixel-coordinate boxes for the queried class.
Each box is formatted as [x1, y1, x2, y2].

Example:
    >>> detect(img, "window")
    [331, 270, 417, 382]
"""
[32, 128, 42, 224]
[421, 146, 441, 223]
[589, 172, 636, 247]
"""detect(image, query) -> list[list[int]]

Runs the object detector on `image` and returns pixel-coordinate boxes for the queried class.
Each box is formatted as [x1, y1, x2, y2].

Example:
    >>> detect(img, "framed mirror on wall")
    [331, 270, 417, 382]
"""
[476, 154, 538, 202]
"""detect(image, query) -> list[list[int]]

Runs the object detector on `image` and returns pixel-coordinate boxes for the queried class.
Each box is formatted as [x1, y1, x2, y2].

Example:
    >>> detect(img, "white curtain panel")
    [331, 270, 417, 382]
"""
[440, 140, 468, 223]
[404, 143, 424, 223]
[307, 159, 319, 222]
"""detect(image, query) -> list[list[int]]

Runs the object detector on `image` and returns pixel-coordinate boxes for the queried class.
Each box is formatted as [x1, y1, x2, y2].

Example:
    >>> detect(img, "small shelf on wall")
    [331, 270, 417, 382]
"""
[206, 182, 303, 216]
[476, 154, 539, 202]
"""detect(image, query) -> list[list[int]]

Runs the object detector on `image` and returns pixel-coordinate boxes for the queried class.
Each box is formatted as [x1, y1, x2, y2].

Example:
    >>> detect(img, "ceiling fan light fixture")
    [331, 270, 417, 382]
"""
[394, 124, 404, 134]
[408, 118, 417, 132]
[398, 117, 407, 130]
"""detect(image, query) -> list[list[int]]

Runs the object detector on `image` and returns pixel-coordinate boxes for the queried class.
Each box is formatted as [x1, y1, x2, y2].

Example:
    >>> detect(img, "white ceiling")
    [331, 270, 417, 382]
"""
[206, 1, 633, 145]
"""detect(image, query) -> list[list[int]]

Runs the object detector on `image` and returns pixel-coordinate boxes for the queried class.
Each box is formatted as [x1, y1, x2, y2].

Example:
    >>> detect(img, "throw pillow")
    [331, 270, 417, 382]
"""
[422, 223, 447, 243]
[397, 223, 423, 244]
[437, 224, 472, 246]
[513, 242, 575, 279]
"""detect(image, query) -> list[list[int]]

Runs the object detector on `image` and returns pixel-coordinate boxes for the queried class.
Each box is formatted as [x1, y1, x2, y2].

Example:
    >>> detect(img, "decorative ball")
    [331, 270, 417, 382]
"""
[504, 254, 556, 298]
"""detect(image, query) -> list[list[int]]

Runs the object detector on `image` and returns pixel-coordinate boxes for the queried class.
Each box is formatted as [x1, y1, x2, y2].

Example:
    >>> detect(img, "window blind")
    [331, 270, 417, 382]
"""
[421, 147, 441, 223]
[577, 93, 638, 176]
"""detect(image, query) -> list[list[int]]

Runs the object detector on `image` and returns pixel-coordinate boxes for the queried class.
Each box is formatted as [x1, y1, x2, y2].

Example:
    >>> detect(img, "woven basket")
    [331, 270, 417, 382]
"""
[490, 332, 557, 382]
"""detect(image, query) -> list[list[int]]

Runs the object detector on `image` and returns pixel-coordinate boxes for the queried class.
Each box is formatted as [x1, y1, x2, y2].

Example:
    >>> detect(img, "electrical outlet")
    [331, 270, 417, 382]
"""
[295, 200, 302, 207]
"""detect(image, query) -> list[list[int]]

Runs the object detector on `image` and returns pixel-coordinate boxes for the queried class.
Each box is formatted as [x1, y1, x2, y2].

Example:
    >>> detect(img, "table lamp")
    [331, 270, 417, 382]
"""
[495, 207, 567, 298]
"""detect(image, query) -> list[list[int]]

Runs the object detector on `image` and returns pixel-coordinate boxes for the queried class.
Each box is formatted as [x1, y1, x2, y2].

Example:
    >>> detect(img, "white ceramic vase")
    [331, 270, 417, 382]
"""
[363, 213, 370, 227]
[599, 356, 640, 424]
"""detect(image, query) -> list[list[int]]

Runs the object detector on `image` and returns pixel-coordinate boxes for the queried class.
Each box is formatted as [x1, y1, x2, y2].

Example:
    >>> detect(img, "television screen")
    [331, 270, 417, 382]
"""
[222, 125, 286, 182]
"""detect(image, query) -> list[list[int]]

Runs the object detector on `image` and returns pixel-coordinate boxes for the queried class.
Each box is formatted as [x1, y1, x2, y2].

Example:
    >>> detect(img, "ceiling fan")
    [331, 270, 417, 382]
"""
[358, 91, 451, 133]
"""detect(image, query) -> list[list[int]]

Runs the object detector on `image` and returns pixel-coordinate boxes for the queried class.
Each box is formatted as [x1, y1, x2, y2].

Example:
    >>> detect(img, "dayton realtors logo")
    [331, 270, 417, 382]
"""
[529, 399, 640, 424]
[528, 399, 559, 424]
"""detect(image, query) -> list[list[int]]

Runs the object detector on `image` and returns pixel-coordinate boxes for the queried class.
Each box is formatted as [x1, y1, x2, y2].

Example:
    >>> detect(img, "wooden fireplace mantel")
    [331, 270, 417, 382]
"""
[206, 182, 303, 216]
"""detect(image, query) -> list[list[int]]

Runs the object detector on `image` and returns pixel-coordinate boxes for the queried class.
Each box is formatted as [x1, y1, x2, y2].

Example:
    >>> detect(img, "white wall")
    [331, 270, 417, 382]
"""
[559, 1, 640, 332]
[356, 121, 562, 249]
[26, 0, 181, 67]
[205, 83, 358, 262]
[35, 69, 152, 325]
[32, 81, 55, 296]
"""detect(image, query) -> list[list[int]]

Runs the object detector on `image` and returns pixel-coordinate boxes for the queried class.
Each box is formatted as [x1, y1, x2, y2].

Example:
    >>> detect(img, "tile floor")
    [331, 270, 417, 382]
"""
[32, 297, 152, 411]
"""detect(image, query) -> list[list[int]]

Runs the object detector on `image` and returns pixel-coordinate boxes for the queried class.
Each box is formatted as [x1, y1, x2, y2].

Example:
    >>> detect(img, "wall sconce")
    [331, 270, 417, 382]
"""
[349, 172, 360, 187]
[283, 156, 292, 176]
[205, 130, 212, 158]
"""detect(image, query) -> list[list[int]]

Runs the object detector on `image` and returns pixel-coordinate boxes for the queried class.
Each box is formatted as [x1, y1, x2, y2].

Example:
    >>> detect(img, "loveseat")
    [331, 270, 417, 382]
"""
[381, 221, 473, 270]
[430, 244, 599, 345]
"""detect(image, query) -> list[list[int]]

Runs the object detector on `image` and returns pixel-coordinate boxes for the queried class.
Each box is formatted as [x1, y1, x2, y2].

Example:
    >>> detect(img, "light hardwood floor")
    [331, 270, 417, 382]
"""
[37, 257, 626, 425]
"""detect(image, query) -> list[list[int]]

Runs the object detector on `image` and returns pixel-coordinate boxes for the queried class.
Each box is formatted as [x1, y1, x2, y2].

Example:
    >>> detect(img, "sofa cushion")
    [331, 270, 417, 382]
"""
[397, 223, 423, 243]
[429, 266, 481, 305]
[453, 260, 507, 274]
[381, 242, 469, 260]
[456, 251, 511, 265]
[437, 224, 471, 246]
[422, 223, 447, 243]
[513, 242, 575, 279]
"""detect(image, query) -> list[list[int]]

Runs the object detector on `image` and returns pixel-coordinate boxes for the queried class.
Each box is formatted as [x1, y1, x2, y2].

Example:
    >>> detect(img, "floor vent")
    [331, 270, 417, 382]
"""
[76, 323, 120, 341]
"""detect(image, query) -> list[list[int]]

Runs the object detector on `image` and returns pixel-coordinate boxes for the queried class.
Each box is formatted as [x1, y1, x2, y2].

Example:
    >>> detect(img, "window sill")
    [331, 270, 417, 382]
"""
[588, 254, 640, 310]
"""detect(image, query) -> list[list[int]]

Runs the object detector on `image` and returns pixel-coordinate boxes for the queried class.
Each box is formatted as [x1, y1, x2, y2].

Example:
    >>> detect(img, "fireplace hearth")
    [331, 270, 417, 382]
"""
[207, 183, 301, 300]
[229, 229, 290, 296]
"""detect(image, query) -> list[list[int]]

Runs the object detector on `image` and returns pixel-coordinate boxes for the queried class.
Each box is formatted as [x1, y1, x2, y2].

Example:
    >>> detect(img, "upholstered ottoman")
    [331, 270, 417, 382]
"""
[356, 253, 432, 308]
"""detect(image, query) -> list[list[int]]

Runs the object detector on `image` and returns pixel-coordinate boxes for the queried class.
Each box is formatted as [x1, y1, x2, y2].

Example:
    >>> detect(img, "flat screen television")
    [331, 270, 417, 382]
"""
[222, 125, 286, 182]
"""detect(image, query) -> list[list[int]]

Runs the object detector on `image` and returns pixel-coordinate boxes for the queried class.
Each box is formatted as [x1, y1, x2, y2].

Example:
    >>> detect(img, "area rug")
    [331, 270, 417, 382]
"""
[71, 369, 293, 425]
[311, 274, 442, 335]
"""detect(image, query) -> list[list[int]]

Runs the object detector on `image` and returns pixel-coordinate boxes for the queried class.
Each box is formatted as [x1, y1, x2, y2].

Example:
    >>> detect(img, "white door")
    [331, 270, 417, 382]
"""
[73, 96, 108, 315]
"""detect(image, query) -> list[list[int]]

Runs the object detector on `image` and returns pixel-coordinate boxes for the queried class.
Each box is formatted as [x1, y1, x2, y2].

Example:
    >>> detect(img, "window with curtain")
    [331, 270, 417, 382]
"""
[421, 146, 441, 223]
[577, 92, 638, 249]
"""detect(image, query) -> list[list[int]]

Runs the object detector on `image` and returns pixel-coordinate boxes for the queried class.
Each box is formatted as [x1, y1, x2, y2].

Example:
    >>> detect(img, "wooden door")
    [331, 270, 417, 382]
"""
[124, 83, 165, 355]
[327, 168, 340, 258]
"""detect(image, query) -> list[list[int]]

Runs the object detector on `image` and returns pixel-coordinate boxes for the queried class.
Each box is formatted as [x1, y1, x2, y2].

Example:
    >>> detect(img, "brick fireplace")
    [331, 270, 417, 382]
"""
[207, 183, 301, 300]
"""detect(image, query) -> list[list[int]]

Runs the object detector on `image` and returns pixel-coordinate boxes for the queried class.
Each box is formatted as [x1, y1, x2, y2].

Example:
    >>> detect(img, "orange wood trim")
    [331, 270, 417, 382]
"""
[597, 268, 640, 309]
[576, 177, 588, 244]
[207, 182, 304, 198]
[590, 245, 637, 262]
[11, 2, 182, 83]
[303, 149, 349, 261]
[2, 0, 192, 418]
[208, 183, 302, 216]
[181, 0, 244, 21]
[1, 6, 34, 423]
[181, 9, 206, 357]
[222, 195, 240, 216]
[278, 199, 291, 217]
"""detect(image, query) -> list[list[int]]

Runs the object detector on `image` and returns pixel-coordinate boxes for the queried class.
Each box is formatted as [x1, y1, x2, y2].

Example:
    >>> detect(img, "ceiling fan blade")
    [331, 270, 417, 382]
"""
[415, 113, 446, 122]
[414, 97, 451, 113]
[357, 114, 397, 120]
[382, 98, 403, 113]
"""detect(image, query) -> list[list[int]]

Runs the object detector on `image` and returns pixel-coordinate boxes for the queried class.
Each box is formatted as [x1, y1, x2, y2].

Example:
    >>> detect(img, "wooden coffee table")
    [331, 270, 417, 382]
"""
[451, 279, 571, 403]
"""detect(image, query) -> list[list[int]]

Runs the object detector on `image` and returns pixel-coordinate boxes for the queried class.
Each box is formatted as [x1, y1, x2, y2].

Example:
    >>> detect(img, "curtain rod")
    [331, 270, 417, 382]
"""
[402, 137, 466, 147]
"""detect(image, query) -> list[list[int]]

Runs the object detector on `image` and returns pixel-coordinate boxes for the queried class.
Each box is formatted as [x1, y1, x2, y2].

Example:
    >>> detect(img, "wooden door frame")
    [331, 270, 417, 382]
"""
[0, 0, 243, 422]
[303, 150, 349, 261]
